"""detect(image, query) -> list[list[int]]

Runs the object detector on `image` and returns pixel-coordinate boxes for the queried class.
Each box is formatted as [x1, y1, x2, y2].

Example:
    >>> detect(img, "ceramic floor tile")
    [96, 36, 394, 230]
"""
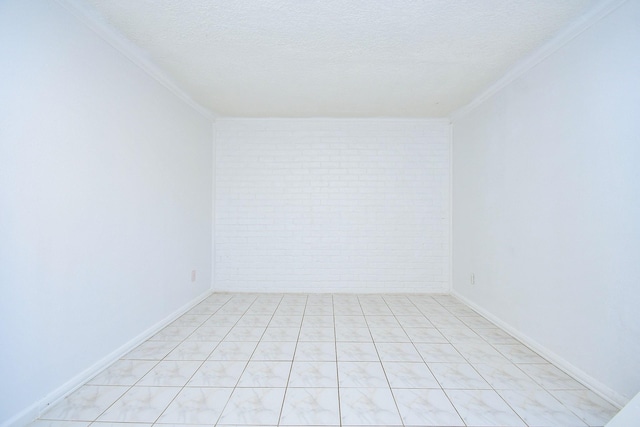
[236, 360, 292, 387]
[453, 342, 511, 365]
[279, 388, 340, 425]
[187, 326, 231, 341]
[165, 341, 218, 360]
[335, 327, 373, 342]
[122, 341, 177, 360]
[395, 315, 432, 328]
[170, 313, 210, 326]
[288, 361, 338, 387]
[31, 293, 618, 427]
[97, 386, 181, 423]
[382, 362, 439, 388]
[404, 327, 447, 343]
[550, 389, 619, 426]
[236, 315, 272, 327]
[268, 315, 303, 327]
[261, 327, 300, 341]
[475, 328, 520, 345]
[88, 423, 152, 427]
[499, 389, 588, 426]
[438, 327, 484, 343]
[375, 343, 422, 362]
[494, 344, 547, 364]
[369, 328, 410, 343]
[299, 327, 335, 342]
[217, 387, 285, 426]
[137, 361, 201, 386]
[338, 362, 388, 387]
[295, 342, 337, 361]
[334, 315, 368, 328]
[518, 363, 586, 390]
[302, 316, 334, 328]
[87, 360, 157, 386]
[41, 385, 128, 421]
[474, 363, 542, 390]
[28, 422, 89, 427]
[446, 389, 525, 426]
[428, 363, 491, 389]
[305, 305, 334, 315]
[339, 388, 402, 426]
[393, 388, 464, 426]
[415, 343, 466, 363]
[155, 387, 232, 424]
[366, 316, 400, 328]
[251, 341, 297, 361]
[208, 342, 257, 361]
[336, 342, 380, 361]
[223, 326, 266, 342]
[187, 360, 247, 387]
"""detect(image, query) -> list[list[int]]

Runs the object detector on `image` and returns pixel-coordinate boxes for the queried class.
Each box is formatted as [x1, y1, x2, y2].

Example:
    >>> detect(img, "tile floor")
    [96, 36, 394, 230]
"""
[30, 293, 620, 427]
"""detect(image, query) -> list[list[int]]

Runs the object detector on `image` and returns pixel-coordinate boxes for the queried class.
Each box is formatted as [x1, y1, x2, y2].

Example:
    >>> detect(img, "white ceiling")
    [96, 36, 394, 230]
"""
[78, 0, 601, 117]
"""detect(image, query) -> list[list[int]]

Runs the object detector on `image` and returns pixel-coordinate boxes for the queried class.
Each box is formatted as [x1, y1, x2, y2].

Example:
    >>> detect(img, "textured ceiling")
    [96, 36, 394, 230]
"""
[79, 0, 600, 117]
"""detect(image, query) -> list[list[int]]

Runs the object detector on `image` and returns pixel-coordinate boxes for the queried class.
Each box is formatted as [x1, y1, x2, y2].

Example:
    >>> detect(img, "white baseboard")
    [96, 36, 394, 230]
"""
[451, 290, 628, 409]
[2, 290, 213, 427]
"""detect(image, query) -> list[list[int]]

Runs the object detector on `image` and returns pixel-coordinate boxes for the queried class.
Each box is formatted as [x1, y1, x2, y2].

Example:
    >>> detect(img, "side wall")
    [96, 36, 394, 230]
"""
[452, 0, 640, 404]
[215, 119, 450, 293]
[0, 0, 213, 423]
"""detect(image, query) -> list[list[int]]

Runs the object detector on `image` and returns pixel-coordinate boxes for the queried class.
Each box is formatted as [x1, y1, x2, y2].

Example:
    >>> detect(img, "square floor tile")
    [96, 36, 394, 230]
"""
[97, 386, 181, 423]
[339, 388, 402, 426]
[428, 363, 491, 389]
[236, 361, 292, 387]
[498, 389, 588, 426]
[295, 342, 337, 361]
[550, 389, 619, 426]
[279, 388, 340, 425]
[337, 342, 380, 361]
[156, 387, 233, 424]
[217, 387, 285, 425]
[208, 342, 257, 361]
[187, 360, 247, 387]
[41, 385, 128, 421]
[338, 362, 388, 387]
[165, 341, 218, 360]
[415, 343, 466, 363]
[393, 388, 464, 426]
[87, 360, 157, 386]
[137, 361, 201, 386]
[289, 361, 338, 387]
[446, 389, 525, 426]
[382, 362, 439, 388]
[251, 341, 297, 361]
[376, 343, 422, 362]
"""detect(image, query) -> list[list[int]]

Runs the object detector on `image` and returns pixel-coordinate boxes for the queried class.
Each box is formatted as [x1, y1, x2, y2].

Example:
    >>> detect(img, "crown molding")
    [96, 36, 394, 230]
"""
[450, 0, 628, 122]
[55, 0, 216, 120]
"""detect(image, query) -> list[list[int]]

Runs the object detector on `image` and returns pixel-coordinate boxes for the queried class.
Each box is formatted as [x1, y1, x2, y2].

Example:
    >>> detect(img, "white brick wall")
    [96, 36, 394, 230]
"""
[214, 119, 450, 293]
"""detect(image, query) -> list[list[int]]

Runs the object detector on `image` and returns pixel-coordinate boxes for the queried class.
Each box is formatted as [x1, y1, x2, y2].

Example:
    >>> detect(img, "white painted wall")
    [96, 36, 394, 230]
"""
[215, 119, 450, 293]
[0, 0, 212, 424]
[452, 0, 640, 404]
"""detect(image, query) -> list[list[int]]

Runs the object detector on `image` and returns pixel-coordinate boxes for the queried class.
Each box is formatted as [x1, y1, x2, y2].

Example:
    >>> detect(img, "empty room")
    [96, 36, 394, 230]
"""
[1, 0, 639, 426]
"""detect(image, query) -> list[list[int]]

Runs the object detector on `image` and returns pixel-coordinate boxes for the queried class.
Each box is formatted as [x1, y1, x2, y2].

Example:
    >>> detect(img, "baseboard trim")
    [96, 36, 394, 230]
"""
[2, 290, 213, 427]
[451, 290, 628, 409]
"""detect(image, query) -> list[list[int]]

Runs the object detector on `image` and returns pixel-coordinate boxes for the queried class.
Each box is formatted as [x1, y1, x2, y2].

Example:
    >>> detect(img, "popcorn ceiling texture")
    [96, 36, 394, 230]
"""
[80, 0, 599, 117]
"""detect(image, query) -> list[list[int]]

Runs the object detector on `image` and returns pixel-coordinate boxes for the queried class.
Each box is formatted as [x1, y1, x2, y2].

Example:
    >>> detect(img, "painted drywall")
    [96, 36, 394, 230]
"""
[452, 0, 640, 404]
[0, 0, 212, 424]
[215, 119, 450, 293]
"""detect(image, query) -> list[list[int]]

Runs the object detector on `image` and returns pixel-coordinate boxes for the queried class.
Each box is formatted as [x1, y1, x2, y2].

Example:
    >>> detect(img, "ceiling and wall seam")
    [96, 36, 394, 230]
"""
[450, 0, 628, 122]
[55, 0, 216, 120]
